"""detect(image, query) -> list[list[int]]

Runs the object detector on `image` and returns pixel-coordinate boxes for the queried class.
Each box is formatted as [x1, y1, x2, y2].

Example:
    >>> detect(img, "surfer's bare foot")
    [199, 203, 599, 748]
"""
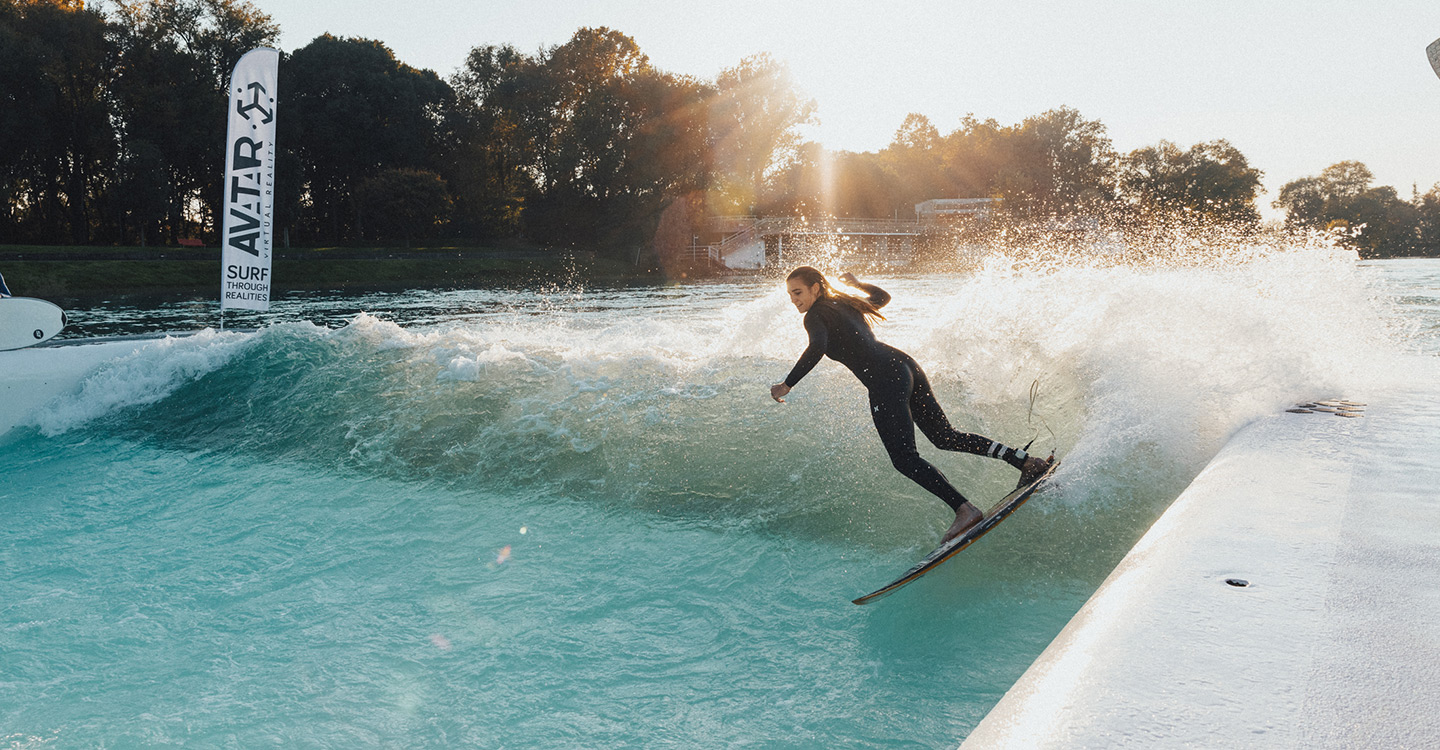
[1016, 455, 1052, 489]
[942, 503, 983, 545]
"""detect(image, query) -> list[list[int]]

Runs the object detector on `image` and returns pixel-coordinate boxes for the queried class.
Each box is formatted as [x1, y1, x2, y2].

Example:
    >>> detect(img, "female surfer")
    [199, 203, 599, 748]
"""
[770, 266, 1051, 543]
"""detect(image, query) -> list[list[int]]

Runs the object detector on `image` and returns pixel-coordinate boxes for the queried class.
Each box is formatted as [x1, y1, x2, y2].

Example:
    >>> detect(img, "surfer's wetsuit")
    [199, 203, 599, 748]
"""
[784, 281, 1028, 511]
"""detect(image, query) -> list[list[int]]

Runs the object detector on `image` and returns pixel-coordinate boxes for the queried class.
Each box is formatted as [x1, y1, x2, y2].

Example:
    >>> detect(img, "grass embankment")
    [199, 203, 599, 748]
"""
[0, 244, 661, 299]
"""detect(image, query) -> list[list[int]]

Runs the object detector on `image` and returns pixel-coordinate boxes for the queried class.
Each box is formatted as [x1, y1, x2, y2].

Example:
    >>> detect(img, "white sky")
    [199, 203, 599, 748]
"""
[262, 0, 1440, 218]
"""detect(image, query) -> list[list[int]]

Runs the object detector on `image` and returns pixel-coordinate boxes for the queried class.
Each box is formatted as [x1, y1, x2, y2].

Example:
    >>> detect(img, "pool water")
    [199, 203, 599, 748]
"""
[2, 245, 1434, 747]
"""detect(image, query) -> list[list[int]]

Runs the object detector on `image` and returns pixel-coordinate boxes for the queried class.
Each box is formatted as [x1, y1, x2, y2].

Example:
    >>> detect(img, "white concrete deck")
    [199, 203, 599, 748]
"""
[961, 393, 1440, 748]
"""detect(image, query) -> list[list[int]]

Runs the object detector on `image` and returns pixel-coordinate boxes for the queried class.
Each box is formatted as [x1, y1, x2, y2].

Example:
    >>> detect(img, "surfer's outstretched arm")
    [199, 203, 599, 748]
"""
[773, 309, 827, 402]
[838, 272, 890, 309]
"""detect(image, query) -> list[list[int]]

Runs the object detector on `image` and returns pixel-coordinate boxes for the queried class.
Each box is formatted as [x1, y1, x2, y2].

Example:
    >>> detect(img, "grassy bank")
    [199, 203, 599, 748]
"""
[0, 244, 663, 299]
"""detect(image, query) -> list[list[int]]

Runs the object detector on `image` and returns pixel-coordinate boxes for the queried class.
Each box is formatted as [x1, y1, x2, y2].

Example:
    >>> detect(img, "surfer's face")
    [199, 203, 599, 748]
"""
[787, 279, 822, 313]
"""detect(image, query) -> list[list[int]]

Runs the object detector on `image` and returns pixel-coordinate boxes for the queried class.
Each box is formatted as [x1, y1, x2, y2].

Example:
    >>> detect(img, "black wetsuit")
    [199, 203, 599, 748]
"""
[784, 282, 1021, 511]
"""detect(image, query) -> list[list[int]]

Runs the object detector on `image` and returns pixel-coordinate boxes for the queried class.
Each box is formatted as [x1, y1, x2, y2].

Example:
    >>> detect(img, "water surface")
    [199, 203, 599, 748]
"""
[3, 247, 1435, 747]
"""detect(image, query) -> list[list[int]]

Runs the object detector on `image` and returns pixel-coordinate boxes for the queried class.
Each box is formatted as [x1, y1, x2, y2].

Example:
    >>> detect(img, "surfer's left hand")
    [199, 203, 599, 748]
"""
[770, 383, 790, 403]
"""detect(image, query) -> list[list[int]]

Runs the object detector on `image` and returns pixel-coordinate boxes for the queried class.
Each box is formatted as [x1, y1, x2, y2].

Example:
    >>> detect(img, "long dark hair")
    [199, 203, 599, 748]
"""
[786, 266, 886, 326]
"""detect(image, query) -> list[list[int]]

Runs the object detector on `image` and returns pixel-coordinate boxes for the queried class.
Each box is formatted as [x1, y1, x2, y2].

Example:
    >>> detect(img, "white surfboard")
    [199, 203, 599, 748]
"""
[853, 458, 1061, 605]
[0, 297, 67, 351]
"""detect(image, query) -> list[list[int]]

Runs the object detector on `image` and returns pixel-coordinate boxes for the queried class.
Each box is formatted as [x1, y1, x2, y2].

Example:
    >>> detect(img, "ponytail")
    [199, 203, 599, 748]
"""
[786, 266, 886, 326]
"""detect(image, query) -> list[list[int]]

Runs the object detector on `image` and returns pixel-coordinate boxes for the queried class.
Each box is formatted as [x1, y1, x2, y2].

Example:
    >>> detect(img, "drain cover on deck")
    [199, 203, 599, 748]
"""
[1289, 400, 1366, 418]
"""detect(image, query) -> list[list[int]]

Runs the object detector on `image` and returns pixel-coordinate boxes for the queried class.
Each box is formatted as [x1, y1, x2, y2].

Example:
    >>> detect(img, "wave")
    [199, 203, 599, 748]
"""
[22, 238, 1426, 551]
[32, 328, 262, 436]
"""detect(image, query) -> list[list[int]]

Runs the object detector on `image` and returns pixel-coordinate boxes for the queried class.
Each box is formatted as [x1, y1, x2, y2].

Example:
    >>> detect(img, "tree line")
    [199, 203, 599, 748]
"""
[4, 0, 1438, 259]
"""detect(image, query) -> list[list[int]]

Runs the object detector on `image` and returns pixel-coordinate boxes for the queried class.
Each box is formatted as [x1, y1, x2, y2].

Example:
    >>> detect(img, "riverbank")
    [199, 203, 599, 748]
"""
[0, 243, 667, 300]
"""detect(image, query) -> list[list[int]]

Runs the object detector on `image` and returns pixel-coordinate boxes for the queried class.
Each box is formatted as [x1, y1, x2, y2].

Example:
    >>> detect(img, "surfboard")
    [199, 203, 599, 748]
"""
[853, 458, 1061, 605]
[0, 297, 67, 351]
[1428, 37, 1440, 79]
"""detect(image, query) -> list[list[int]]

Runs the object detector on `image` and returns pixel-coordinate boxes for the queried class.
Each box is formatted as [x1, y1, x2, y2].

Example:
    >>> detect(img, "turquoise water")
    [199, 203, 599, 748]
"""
[3, 246, 1435, 747]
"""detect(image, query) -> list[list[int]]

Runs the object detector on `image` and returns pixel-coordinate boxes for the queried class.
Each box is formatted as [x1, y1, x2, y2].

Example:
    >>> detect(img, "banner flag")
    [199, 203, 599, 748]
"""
[220, 47, 280, 311]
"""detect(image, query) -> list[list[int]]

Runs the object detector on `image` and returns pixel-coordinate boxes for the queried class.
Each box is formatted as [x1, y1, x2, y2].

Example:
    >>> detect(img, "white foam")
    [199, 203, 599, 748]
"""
[31, 329, 258, 436]
[1, 340, 158, 437]
[12, 242, 1425, 515]
[873, 242, 1425, 491]
[306, 242, 1422, 504]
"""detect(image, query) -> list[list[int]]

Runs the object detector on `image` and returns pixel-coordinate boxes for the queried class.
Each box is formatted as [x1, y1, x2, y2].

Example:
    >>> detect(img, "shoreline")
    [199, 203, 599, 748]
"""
[6, 243, 1431, 306]
[0, 244, 684, 301]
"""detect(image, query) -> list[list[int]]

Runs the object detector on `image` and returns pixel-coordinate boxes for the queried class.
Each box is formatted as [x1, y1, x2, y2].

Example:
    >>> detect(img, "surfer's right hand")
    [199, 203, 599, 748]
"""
[770, 383, 790, 403]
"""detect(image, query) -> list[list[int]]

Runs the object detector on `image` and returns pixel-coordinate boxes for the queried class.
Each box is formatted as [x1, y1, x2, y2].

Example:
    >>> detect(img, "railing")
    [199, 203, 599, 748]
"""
[784, 217, 923, 235]
[705, 216, 758, 234]
[688, 216, 931, 269]
[713, 217, 788, 260]
[684, 241, 723, 266]
[706, 216, 927, 239]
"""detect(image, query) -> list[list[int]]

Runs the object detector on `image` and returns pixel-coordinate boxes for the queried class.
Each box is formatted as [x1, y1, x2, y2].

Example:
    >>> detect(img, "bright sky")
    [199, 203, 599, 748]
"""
[264, 0, 1440, 217]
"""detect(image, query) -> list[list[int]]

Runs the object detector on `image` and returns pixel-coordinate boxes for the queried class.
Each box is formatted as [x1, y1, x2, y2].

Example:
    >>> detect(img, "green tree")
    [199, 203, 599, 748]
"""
[1274, 161, 1426, 257]
[1117, 139, 1262, 224]
[1414, 185, 1440, 256]
[112, 139, 170, 245]
[933, 109, 1118, 216]
[759, 140, 823, 216]
[611, 69, 712, 237]
[832, 151, 898, 218]
[937, 115, 1012, 200]
[878, 113, 948, 215]
[447, 43, 540, 237]
[766, 108, 1122, 223]
[282, 34, 452, 243]
[452, 27, 713, 251]
[1273, 175, 1326, 228]
[1343, 185, 1421, 257]
[109, 0, 278, 244]
[708, 53, 816, 215]
[758, 145, 900, 220]
[0, 1, 51, 240]
[0, 0, 115, 243]
[525, 27, 672, 245]
[536, 27, 650, 195]
[1000, 106, 1117, 215]
[1274, 160, 1375, 229]
[353, 168, 451, 246]
[191, 0, 278, 88]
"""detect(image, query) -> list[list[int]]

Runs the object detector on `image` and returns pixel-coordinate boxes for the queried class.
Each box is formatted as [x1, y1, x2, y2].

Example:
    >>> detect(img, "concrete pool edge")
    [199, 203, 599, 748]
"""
[959, 393, 1440, 748]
